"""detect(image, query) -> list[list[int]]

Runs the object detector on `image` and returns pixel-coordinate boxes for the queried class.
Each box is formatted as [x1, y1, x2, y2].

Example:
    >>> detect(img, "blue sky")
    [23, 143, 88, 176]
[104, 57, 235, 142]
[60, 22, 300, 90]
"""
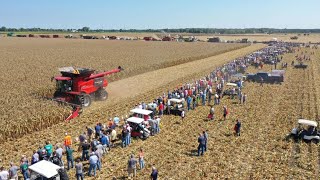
[1, 0, 319, 29]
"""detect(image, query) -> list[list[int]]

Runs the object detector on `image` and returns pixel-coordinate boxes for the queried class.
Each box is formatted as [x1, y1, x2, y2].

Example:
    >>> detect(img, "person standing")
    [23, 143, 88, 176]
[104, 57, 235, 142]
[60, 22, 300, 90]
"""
[75, 159, 84, 180]
[187, 95, 192, 111]
[128, 154, 138, 178]
[20, 160, 29, 180]
[138, 148, 145, 170]
[31, 150, 39, 165]
[95, 123, 102, 139]
[208, 106, 214, 120]
[86, 126, 94, 142]
[88, 152, 98, 177]
[64, 133, 72, 148]
[234, 119, 241, 136]
[0, 167, 9, 180]
[223, 106, 228, 120]
[44, 141, 53, 158]
[66, 146, 74, 170]
[150, 166, 158, 180]
[81, 140, 90, 161]
[197, 133, 205, 156]
[8, 162, 19, 180]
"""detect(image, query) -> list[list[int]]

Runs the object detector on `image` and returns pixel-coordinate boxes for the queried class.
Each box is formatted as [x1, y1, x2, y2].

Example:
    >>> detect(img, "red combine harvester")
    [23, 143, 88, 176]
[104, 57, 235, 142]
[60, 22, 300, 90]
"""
[52, 66, 123, 120]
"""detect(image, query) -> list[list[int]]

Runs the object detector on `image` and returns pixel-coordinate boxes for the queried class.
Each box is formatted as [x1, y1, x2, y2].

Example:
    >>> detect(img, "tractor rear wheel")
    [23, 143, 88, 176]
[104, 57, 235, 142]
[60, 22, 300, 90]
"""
[96, 88, 108, 101]
[81, 94, 92, 107]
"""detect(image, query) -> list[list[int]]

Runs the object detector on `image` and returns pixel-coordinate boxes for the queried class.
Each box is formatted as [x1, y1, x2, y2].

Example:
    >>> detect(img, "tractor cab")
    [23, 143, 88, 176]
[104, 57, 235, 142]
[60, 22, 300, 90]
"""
[55, 76, 73, 92]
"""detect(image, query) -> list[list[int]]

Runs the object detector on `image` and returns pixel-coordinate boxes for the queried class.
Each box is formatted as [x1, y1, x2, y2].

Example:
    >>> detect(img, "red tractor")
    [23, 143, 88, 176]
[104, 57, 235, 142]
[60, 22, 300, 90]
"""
[53, 66, 123, 109]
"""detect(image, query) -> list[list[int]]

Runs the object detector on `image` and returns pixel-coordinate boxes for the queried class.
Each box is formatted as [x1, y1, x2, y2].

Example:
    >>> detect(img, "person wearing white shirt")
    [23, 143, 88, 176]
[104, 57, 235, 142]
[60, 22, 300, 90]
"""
[0, 167, 9, 180]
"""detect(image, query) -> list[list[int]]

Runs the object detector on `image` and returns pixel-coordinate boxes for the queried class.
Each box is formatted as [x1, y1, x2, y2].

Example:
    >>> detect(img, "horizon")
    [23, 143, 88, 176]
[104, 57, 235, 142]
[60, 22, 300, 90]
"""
[1, 0, 319, 29]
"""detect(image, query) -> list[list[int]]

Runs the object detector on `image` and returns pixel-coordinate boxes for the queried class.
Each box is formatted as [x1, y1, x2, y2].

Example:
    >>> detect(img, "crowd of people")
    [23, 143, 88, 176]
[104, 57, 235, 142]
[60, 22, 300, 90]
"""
[0, 42, 299, 180]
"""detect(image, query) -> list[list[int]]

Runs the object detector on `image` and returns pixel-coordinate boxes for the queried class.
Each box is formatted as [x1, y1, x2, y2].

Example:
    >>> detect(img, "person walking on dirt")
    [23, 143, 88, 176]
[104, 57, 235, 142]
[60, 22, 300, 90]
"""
[197, 133, 205, 156]
[122, 126, 128, 148]
[0, 167, 9, 180]
[234, 119, 241, 136]
[128, 154, 138, 178]
[20, 160, 29, 180]
[138, 148, 145, 170]
[31, 150, 39, 165]
[223, 106, 229, 120]
[95, 123, 102, 139]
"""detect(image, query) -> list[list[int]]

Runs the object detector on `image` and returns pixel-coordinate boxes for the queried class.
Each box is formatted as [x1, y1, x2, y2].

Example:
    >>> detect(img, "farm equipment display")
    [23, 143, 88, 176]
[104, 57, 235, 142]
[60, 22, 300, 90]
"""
[52, 66, 123, 109]
[246, 70, 285, 84]
[294, 62, 308, 69]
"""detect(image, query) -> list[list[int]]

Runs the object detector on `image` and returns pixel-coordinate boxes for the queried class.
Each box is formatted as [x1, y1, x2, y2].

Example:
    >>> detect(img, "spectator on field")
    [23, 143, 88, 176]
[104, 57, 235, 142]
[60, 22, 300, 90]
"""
[128, 154, 138, 178]
[64, 132, 72, 147]
[208, 106, 214, 120]
[0, 167, 9, 180]
[150, 166, 158, 180]
[81, 140, 90, 161]
[86, 126, 94, 141]
[9, 162, 19, 180]
[100, 133, 109, 154]
[95, 123, 102, 139]
[66, 146, 74, 170]
[138, 148, 145, 170]
[187, 95, 192, 111]
[197, 133, 205, 156]
[113, 115, 120, 126]
[122, 126, 129, 148]
[31, 150, 39, 165]
[88, 152, 99, 177]
[51, 151, 63, 167]
[95, 146, 102, 171]
[75, 159, 84, 180]
[110, 128, 117, 147]
[223, 106, 229, 120]
[44, 141, 53, 157]
[126, 123, 132, 146]
[234, 119, 241, 136]
[20, 160, 29, 180]
[55, 144, 64, 160]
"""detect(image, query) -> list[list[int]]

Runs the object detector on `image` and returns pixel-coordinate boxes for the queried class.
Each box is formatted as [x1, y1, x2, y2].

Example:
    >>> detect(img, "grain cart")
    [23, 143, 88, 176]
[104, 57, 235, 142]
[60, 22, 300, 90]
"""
[52, 66, 123, 108]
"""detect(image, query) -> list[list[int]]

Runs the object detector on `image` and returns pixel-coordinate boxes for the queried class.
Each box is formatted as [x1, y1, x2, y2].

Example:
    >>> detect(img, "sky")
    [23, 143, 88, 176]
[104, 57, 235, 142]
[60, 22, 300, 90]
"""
[0, 0, 319, 29]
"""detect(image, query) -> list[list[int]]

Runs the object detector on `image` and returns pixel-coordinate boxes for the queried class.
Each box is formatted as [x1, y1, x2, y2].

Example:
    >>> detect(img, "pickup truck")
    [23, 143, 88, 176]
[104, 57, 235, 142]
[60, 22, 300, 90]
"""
[246, 70, 284, 84]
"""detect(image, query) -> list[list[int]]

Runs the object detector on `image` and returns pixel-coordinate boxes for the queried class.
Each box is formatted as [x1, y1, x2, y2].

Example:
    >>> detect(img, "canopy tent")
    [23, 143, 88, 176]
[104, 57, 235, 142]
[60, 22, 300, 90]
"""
[298, 119, 317, 127]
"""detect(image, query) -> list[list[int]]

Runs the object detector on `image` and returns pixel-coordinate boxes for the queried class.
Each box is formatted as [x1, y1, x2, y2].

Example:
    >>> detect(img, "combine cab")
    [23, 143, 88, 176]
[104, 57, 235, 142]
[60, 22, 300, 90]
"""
[52, 66, 123, 119]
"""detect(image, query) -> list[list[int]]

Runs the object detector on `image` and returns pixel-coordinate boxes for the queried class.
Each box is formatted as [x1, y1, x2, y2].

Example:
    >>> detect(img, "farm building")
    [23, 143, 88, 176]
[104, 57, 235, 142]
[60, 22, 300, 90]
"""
[241, 38, 248, 43]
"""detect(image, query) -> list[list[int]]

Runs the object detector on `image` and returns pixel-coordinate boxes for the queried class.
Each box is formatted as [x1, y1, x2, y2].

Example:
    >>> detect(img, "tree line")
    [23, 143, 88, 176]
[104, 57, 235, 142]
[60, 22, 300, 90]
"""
[1, 26, 320, 34]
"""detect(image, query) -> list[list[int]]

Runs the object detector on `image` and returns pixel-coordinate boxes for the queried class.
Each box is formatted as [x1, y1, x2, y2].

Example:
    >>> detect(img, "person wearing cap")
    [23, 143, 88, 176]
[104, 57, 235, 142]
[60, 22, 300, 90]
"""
[150, 166, 158, 180]
[81, 140, 90, 161]
[197, 133, 205, 156]
[113, 115, 120, 126]
[127, 154, 137, 178]
[0, 166, 9, 180]
[9, 162, 19, 180]
[88, 152, 98, 177]
[64, 132, 72, 147]
[95, 123, 102, 139]
[111, 128, 117, 147]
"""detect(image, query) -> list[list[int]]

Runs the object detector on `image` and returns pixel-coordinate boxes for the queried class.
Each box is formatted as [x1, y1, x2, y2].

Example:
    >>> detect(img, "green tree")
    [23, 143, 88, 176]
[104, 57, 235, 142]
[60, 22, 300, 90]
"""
[81, 27, 90, 32]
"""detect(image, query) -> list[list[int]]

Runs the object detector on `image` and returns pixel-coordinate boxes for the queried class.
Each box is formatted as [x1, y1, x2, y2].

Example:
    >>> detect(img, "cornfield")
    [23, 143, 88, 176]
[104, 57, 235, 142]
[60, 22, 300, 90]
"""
[0, 38, 247, 143]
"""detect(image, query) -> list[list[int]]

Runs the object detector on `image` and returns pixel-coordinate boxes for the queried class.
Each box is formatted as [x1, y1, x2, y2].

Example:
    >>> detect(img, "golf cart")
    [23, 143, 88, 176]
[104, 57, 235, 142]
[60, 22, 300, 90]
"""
[166, 98, 184, 116]
[130, 108, 153, 121]
[126, 117, 150, 140]
[287, 119, 320, 143]
[29, 160, 68, 180]
[222, 83, 239, 97]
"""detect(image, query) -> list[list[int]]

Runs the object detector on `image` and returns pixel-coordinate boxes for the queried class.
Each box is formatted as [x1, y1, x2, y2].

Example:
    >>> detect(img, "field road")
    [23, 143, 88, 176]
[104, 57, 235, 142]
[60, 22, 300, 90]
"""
[0, 44, 265, 171]
[86, 44, 265, 114]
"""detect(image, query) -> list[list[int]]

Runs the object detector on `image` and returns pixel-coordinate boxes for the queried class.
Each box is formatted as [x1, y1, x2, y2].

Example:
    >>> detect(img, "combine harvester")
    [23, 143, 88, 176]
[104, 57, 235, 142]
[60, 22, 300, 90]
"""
[51, 66, 123, 120]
